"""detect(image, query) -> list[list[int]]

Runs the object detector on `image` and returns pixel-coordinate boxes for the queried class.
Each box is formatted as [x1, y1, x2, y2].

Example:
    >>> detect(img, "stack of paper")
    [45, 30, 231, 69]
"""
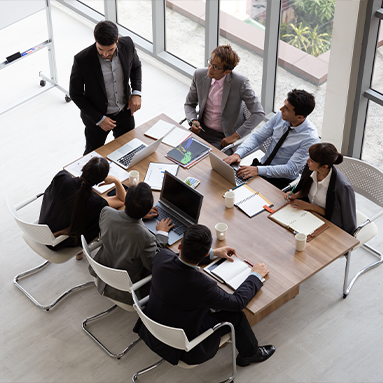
[144, 119, 191, 147]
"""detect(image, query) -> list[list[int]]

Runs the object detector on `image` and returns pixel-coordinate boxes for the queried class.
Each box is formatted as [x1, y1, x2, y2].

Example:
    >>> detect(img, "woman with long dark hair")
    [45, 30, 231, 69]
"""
[39, 157, 126, 250]
[285, 143, 356, 234]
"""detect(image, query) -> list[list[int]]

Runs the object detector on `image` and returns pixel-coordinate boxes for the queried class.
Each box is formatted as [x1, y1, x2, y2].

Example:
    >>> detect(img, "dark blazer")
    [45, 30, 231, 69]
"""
[133, 249, 263, 365]
[295, 165, 357, 234]
[69, 36, 142, 126]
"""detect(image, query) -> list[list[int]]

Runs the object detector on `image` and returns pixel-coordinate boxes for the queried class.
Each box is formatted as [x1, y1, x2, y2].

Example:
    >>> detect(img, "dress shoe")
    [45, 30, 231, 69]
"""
[76, 252, 83, 260]
[236, 345, 276, 366]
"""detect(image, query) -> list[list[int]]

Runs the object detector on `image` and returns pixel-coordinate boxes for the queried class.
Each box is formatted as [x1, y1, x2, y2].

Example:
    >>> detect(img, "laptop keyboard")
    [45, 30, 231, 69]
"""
[235, 173, 246, 185]
[156, 205, 187, 235]
[117, 144, 146, 167]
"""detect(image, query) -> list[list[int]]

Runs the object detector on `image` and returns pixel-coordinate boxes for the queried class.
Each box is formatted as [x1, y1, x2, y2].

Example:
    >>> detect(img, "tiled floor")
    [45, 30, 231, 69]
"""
[1, 3, 383, 383]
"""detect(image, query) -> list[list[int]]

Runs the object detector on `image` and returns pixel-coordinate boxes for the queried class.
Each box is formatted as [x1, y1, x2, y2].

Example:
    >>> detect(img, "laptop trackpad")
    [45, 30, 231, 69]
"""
[143, 218, 182, 246]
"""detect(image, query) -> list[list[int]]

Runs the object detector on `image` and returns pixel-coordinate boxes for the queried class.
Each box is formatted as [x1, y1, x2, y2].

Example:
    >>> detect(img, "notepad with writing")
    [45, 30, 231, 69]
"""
[228, 184, 273, 218]
[269, 204, 327, 238]
[205, 257, 253, 291]
[144, 119, 191, 147]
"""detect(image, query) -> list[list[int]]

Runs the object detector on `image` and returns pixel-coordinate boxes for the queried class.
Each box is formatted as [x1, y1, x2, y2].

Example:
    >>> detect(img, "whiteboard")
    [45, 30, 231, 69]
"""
[0, 0, 46, 30]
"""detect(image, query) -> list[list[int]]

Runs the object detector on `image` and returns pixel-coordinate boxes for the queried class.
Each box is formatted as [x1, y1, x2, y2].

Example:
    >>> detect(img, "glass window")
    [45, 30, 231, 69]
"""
[117, 0, 153, 42]
[78, 0, 104, 15]
[218, 0, 266, 97]
[166, 0, 205, 69]
[371, 21, 383, 94]
[361, 101, 383, 170]
[275, 0, 336, 136]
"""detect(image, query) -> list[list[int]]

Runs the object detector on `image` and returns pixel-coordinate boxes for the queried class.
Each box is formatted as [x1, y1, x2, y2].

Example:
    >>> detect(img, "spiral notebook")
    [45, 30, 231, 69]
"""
[227, 184, 273, 218]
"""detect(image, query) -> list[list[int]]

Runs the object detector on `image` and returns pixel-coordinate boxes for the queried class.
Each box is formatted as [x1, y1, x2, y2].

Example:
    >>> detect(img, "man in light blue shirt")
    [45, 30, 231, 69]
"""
[224, 89, 319, 189]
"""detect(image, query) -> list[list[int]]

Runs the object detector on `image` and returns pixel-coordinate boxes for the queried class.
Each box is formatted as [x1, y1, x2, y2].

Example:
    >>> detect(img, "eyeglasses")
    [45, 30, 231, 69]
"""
[207, 58, 225, 71]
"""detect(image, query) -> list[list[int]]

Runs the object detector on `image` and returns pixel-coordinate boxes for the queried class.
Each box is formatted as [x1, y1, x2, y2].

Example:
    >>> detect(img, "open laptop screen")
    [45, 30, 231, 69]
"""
[160, 171, 203, 224]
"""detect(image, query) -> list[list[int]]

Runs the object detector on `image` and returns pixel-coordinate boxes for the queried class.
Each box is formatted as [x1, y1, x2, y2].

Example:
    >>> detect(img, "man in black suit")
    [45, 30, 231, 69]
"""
[69, 21, 142, 154]
[133, 224, 275, 367]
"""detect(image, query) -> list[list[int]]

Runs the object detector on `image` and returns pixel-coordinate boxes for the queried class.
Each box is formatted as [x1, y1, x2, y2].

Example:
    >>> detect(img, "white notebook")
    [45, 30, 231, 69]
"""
[270, 204, 325, 236]
[144, 119, 191, 147]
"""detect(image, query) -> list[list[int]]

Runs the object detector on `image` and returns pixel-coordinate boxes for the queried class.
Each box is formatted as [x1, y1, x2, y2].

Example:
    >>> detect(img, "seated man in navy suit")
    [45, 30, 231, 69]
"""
[133, 224, 275, 367]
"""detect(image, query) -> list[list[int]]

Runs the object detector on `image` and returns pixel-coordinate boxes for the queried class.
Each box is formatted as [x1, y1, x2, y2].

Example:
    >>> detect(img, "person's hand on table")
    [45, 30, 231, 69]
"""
[156, 217, 174, 232]
[190, 120, 202, 135]
[221, 132, 240, 148]
[99, 117, 116, 131]
[99, 175, 118, 186]
[236, 165, 258, 179]
[252, 262, 269, 278]
[128, 95, 141, 115]
[223, 153, 241, 165]
[212, 246, 237, 262]
[143, 206, 158, 220]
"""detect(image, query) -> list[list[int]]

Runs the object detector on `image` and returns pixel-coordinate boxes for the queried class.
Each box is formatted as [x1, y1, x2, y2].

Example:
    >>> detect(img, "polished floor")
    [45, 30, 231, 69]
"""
[1, 3, 383, 383]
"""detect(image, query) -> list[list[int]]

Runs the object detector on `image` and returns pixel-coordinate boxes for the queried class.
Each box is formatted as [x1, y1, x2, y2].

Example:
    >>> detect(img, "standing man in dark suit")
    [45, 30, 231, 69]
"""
[70, 21, 142, 155]
[184, 45, 264, 151]
[134, 224, 275, 367]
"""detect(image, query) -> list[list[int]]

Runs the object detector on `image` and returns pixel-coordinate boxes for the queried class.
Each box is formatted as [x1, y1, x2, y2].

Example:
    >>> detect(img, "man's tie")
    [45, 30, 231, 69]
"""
[262, 126, 292, 166]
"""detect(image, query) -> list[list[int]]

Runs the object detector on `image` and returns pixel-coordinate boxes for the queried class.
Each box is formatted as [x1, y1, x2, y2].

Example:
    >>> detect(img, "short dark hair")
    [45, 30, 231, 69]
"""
[309, 143, 343, 168]
[180, 224, 212, 264]
[211, 45, 240, 70]
[287, 89, 315, 117]
[94, 21, 119, 46]
[124, 182, 153, 219]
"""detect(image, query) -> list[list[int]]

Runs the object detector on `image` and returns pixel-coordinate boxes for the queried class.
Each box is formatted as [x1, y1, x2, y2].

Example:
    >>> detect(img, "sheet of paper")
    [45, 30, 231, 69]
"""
[144, 119, 175, 140]
[64, 151, 129, 194]
[211, 257, 248, 282]
[143, 162, 179, 190]
[162, 127, 192, 147]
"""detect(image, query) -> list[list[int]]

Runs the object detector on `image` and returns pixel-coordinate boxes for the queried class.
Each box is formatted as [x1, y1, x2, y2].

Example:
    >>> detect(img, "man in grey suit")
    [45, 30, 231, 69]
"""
[89, 183, 173, 305]
[184, 45, 264, 150]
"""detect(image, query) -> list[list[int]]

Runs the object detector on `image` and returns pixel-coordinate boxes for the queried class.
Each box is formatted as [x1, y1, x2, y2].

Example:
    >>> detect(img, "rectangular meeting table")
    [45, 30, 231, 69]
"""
[94, 113, 359, 326]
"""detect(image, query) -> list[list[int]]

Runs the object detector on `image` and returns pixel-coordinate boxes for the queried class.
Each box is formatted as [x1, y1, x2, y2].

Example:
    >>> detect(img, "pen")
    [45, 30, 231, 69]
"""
[187, 118, 205, 132]
[287, 184, 296, 200]
[244, 259, 254, 267]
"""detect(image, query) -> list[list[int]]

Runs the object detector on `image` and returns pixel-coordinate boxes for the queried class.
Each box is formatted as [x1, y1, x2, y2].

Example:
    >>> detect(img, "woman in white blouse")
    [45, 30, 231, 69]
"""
[285, 143, 357, 234]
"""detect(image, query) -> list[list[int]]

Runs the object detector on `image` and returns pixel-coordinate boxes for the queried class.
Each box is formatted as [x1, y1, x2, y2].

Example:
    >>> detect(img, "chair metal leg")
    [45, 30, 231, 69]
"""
[343, 245, 383, 298]
[132, 359, 165, 382]
[82, 305, 141, 359]
[13, 260, 94, 311]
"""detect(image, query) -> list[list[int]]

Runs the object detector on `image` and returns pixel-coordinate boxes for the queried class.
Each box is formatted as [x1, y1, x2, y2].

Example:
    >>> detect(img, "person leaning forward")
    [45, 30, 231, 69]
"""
[184, 44, 264, 151]
[224, 89, 319, 190]
[69, 20, 142, 155]
[133, 224, 275, 367]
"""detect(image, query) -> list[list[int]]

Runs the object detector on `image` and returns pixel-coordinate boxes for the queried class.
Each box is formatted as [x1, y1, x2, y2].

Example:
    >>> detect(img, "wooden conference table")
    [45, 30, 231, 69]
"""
[95, 113, 359, 327]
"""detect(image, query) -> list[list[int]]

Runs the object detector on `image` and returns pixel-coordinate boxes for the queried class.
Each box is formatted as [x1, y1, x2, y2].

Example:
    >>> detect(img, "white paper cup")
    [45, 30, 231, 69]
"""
[215, 222, 228, 241]
[129, 170, 139, 186]
[225, 191, 235, 208]
[295, 233, 307, 252]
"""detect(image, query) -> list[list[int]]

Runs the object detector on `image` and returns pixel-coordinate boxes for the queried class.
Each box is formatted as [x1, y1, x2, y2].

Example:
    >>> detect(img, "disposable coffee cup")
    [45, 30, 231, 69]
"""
[225, 191, 235, 208]
[129, 170, 139, 186]
[215, 222, 228, 241]
[295, 233, 307, 252]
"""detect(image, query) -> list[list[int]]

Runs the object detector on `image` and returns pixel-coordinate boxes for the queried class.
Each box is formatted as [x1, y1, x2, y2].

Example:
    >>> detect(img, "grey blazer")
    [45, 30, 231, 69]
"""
[89, 207, 168, 305]
[184, 68, 264, 138]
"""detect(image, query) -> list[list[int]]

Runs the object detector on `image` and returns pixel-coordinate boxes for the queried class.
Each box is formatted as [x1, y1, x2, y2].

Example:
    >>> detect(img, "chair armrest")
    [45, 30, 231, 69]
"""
[87, 239, 104, 252]
[131, 275, 152, 292]
[186, 328, 214, 351]
[139, 295, 149, 307]
[15, 193, 44, 211]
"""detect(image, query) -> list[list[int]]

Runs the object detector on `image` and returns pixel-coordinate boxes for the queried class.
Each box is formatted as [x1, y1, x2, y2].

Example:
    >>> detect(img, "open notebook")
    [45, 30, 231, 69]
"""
[269, 204, 328, 238]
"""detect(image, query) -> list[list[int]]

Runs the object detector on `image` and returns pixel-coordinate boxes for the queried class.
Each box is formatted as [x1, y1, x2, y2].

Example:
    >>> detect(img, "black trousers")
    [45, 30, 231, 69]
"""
[83, 108, 135, 155]
[203, 310, 258, 358]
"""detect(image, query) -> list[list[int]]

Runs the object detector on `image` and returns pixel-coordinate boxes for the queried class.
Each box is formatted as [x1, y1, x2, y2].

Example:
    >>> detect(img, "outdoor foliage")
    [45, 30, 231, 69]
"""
[281, 0, 335, 57]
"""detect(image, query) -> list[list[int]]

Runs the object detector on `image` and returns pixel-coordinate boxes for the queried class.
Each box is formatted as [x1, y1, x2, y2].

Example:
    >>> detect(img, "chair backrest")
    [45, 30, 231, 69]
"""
[132, 290, 191, 351]
[335, 156, 383, 208]
[6, 195, 60, 246]
[81, 236, 134, 292]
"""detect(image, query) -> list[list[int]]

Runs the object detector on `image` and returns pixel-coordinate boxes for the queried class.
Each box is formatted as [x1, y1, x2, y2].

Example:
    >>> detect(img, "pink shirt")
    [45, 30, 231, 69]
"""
[203, 75, 226, 132]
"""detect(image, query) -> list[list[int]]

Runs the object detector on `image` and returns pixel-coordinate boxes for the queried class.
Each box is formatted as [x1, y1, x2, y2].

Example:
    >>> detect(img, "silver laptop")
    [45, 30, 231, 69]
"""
[143, 171, 204, 246]
[107, 137, 163, 170]
[209, 152, 248, 186]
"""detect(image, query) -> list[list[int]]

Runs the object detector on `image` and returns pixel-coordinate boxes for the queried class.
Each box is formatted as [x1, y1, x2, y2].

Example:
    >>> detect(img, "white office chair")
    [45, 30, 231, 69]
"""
[81, 235, 152, 359]
[131, 290, 236, 383]
[6, 194, 94, 311]
[335, 156, 383, 298]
